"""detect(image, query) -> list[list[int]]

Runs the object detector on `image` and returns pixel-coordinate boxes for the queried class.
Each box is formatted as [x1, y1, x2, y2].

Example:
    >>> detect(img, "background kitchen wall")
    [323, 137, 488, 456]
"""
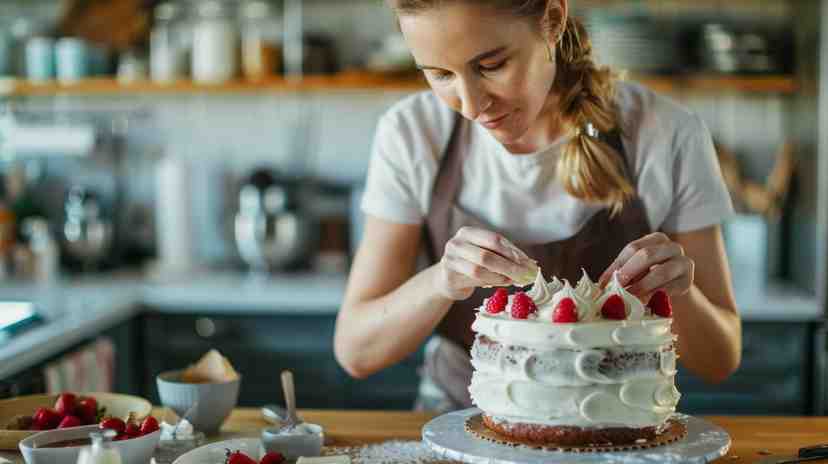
[0, 0, 825, 415]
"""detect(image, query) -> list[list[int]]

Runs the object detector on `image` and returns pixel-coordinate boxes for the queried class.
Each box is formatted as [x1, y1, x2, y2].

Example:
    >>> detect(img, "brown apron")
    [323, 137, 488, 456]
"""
[414, 114, 652, 412]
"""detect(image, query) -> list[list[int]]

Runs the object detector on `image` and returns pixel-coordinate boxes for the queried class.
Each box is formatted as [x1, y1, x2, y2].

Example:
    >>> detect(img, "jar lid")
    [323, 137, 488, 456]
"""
[155, 2, 181, 21]
[196, 0, 234, 19]
[240, 1, 272, 20]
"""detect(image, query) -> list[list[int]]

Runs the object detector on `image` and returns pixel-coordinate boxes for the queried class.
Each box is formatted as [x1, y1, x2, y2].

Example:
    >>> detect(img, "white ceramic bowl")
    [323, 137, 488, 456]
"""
[172, 437, 264, 464]
[18, 424, 160, 464]
[156, 370, 241, 435]
[261, 423, 324, 459]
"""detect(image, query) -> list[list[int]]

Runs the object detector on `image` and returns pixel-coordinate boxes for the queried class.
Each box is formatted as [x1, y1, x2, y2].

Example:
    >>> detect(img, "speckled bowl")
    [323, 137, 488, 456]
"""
[156, 370, 240, 435]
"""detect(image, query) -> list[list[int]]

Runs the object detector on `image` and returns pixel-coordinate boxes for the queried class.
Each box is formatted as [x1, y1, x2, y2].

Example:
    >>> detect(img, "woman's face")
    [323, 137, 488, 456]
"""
[399, 2, 560, 152]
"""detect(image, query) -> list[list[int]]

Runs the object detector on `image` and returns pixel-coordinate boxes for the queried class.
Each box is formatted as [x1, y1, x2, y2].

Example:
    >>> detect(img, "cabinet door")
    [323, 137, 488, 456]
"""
[141, 312, 346, 409]
[676, 322, 813, 415]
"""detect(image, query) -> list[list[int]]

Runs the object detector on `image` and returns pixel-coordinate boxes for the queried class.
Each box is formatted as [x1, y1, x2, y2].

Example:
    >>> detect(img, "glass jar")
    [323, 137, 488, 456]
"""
[239, 0, 282, 81]
[150, 1, 189, 83]
[191, 0, 238, 84]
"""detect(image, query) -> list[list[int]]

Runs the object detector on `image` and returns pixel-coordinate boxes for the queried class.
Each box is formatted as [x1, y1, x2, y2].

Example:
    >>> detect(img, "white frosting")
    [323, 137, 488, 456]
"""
[469, 372, 678, 428]
[544, 280, 598, 323]
[575, 269, 601, 301]
[472, 312, 675, 349]
[470, 269, 679, 431]
[526, 270, 555, 307]
[596, 272, 647, 320]
[471, 340, 671, 387]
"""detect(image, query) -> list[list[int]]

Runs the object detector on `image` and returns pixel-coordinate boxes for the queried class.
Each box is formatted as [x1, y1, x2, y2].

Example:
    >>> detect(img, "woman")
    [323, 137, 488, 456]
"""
[334, 0, 741, 412]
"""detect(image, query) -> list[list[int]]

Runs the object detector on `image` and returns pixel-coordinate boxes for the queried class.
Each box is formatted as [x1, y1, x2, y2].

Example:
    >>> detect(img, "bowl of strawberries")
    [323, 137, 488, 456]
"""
[0, 391, 153, 450]
[18, 413, 161, 464]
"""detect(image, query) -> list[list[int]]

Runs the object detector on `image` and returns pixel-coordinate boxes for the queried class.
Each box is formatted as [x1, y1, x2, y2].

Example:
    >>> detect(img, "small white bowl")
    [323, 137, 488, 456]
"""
[156, 370, 241, 435]
[261, 423, 324, 459]
[18, 424, 161, 464]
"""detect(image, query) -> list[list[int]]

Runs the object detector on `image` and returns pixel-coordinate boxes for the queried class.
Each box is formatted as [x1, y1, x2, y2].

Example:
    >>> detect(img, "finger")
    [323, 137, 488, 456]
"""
[599, 232, 671, 287]
[639, 276, 690, 306]
[458, 227, 533, 266]
[626, 258, 688, 297]
[445, 255, 512, 287]
[614, 241, 684, 288]
[452, 242, 529, 284]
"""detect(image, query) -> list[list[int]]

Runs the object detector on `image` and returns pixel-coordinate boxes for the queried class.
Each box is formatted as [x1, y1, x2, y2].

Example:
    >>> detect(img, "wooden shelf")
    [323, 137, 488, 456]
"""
[0, 71, 798, 97]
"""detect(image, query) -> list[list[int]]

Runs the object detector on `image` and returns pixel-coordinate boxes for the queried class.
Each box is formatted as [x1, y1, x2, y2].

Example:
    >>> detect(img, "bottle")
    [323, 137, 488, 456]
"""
[22, 217, 58, 283]
[240, 0, 282, 81]
[76, 429, 122, 464]
[191, 0, 238, 84]
[150, 1, 189, 83]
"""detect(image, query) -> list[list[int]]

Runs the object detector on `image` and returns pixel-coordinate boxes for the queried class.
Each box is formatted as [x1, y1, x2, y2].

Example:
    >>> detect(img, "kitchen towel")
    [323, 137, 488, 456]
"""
[44, 337, 115, 393]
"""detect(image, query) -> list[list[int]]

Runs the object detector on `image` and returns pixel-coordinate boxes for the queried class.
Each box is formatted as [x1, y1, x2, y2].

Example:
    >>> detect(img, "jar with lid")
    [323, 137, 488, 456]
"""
[239, 0, 282, 81]
[191, 0, 238, 84]
[150, 1, 190, 83]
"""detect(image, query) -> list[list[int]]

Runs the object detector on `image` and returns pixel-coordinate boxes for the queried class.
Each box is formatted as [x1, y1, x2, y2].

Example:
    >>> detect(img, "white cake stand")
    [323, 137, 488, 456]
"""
[422, 408, 731, 464]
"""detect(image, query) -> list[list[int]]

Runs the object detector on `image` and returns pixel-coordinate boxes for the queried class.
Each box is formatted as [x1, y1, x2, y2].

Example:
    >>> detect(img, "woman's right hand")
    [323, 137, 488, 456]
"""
[435, 226, 537, 301]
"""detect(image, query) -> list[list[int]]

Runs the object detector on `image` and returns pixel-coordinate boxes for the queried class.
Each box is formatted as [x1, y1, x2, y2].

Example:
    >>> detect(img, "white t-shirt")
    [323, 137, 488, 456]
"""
[361, 81, 733, 244]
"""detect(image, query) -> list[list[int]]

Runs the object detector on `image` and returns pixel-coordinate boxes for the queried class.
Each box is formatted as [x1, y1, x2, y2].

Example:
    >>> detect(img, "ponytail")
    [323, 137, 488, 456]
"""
[554, 16, 634, 215]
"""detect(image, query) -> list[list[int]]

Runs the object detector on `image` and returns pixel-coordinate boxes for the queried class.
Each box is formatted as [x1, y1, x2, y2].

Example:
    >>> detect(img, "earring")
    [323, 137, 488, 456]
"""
[545, 43, 553, 62]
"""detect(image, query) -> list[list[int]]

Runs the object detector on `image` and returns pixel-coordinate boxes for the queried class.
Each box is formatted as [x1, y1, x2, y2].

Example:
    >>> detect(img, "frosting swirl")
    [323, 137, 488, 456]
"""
[526, 270, 554, 306]
[543, 280, 598, 322]
[596, 272, 647, 320]
[575, 269, 601, 301]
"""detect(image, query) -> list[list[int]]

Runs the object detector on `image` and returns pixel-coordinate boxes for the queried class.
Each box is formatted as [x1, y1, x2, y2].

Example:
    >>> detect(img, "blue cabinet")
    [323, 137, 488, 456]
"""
[676, 321, 824, 415]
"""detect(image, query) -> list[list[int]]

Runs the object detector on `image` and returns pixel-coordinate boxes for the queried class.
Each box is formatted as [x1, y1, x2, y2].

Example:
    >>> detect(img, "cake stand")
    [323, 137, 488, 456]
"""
[422, 408, 731, 464]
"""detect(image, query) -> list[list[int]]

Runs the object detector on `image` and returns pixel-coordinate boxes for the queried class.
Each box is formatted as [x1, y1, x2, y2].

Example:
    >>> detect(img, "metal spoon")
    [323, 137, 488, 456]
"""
[280, 370, 302, 431]
[261, 404, 287, 425]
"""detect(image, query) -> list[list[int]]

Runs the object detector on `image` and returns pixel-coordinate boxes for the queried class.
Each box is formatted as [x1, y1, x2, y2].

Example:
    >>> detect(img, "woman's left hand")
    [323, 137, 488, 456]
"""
[598, 232, 695, 301]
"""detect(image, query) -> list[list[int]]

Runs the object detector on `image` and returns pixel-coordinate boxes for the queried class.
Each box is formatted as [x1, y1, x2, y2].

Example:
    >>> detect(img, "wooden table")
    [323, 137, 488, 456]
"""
[3, 409, 828, 463]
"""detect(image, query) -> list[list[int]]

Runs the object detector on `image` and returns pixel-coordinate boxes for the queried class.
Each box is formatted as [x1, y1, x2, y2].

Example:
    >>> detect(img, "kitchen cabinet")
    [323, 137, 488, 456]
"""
[138, 310, 423, 410]
[677, 321, 825, 416]
[0, 319, 139, 399]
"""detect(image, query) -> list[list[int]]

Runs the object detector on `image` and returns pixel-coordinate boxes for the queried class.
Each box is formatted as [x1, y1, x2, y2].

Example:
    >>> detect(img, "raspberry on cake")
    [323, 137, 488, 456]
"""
[469, 269, 680, 447]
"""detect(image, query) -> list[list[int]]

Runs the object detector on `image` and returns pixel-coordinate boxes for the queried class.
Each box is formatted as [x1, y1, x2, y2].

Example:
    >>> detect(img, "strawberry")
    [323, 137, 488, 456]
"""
[601, 294, 627, 320]
[485, 288, 508, 314]
[54, 393, 76, 418]
[260, 452, 285, 464]
[33, 407, 62, 430]
[58, 415, 82, 429]
[113, 434, 129, 441]
[552, 297, 579, 323]
[648, 290, 672, 318]
[226, 449, 257, 464]
[99, 417, 126, 435]
[510, 292, 537, 319]
[76, 397, 98, 425]
[124, 421, 141, 438]
[139, 416, 159, 435]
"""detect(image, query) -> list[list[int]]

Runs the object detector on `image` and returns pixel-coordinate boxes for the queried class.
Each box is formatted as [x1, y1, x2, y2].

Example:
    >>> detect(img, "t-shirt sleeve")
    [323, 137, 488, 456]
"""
[660, 114, 735, 233]
[360, 114, 424, 224]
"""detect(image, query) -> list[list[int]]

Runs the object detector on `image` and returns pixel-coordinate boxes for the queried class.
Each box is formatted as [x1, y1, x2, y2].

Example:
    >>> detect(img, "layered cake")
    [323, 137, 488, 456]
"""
[469, 270, 680, 447]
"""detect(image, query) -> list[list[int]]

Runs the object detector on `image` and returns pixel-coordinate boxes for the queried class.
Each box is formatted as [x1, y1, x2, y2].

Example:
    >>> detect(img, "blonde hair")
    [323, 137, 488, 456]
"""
[388, 0, 635, 214]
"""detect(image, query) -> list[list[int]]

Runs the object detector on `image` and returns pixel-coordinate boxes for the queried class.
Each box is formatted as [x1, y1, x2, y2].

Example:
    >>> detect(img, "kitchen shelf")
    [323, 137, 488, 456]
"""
[0, 71, 799, 97]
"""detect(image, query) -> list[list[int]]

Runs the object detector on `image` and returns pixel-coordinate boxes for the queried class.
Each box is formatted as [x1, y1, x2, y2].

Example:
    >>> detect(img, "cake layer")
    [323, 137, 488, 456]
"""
[481, 414, 664, 447]
[469, 371, 680, 428]
[471, 311, 675, 350]
[471, 335, 677, 387]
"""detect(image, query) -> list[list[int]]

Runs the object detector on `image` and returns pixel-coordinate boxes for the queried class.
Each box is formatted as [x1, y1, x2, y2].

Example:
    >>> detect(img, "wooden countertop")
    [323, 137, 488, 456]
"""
[2, 409, 827, 463]
[168, 408, 828, 463]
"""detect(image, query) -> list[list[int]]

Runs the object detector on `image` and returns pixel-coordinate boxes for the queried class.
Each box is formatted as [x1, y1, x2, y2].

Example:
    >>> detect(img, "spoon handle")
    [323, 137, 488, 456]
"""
[281, 370, 297, 423]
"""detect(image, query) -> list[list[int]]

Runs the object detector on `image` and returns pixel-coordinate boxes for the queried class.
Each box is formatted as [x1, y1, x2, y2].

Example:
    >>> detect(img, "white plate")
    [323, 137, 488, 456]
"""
[172, 437, 264, 464]
[423, 408, 731, 464]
